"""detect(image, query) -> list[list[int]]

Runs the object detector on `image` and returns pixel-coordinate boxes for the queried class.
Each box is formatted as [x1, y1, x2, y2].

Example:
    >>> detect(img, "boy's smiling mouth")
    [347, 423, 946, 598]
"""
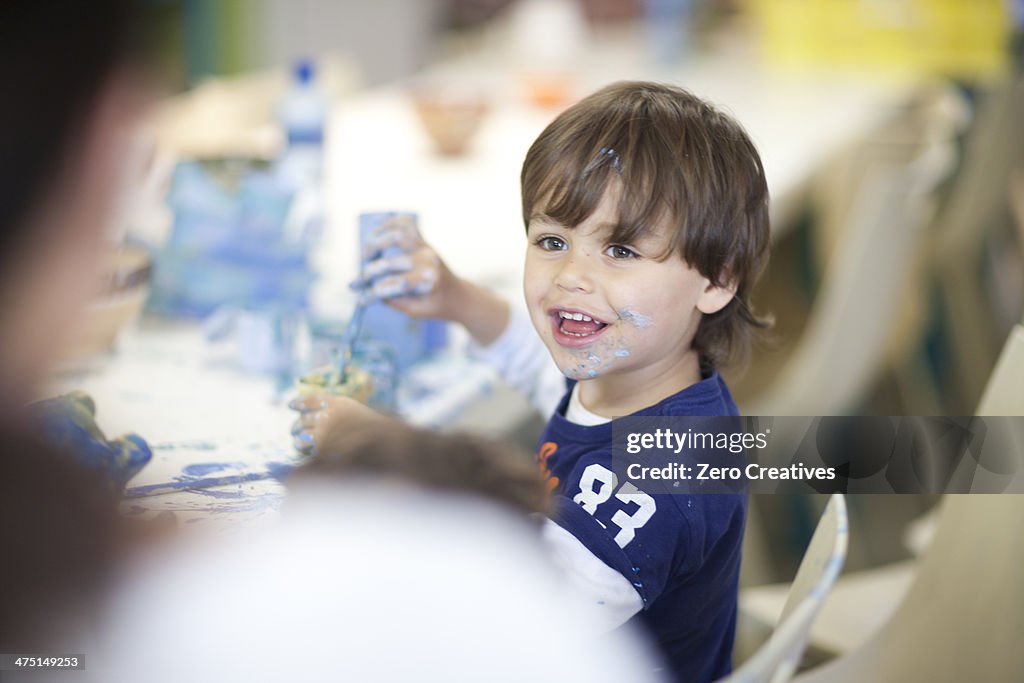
[549, 307, 610, 347]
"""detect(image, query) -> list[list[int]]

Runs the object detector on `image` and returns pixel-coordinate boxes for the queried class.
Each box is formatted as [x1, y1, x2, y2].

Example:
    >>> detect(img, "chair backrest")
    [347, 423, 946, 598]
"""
[790, 324, 1024, 682]
[975, 324, 1024, 416]
[743, 90, 962, 416]
[933, 77, 1024, 260]
[795, 495, 1024, 683]
[722, 495, 848, 683]
[931, 77, 1024, 404]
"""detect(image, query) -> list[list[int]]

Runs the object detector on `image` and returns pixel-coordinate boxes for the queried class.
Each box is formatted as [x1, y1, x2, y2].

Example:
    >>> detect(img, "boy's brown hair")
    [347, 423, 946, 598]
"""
[521, 81, 771, 369]
[297, 420, 552, 517]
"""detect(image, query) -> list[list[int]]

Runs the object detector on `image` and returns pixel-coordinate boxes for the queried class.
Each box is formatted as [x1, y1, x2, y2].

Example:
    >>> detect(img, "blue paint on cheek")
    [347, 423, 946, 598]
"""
[618, 308, 653, 328]
[614, 349, 631, 358]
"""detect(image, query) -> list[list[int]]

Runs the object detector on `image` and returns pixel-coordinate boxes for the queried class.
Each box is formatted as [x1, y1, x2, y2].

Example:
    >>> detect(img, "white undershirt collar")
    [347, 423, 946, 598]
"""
[564, 383, 612, 426]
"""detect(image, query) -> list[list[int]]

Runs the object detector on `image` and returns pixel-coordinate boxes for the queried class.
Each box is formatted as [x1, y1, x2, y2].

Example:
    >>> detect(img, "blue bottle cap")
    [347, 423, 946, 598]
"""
[294, 59, 315, 84]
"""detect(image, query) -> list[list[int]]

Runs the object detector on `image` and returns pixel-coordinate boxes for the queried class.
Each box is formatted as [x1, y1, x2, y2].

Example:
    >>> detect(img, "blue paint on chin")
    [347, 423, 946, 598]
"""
[587, 370, 597, 378]
[614, 349, 631, 357]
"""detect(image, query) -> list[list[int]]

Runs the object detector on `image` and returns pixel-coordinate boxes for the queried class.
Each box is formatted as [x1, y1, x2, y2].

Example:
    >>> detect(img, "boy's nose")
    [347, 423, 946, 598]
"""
[554, 252, 593, 293]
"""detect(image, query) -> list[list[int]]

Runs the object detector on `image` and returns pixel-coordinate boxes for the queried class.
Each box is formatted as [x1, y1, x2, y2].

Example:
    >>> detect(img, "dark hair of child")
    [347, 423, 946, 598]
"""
[521, 81, 772, 369]
[298, 420, 553, 518]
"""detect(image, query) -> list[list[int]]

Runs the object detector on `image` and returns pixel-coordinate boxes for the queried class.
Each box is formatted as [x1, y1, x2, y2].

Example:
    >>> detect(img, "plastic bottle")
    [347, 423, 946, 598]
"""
[276, 59, 328, 191]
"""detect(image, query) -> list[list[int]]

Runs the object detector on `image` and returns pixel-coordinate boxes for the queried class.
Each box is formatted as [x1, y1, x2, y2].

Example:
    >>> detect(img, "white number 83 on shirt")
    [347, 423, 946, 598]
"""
[573, 463, 656, 548]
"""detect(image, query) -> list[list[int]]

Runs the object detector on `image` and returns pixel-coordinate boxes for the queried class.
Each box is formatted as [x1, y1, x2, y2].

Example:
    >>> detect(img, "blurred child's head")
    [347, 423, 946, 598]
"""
[0, 0, 155, 652]
[296, 420, 552, 518]
[520, 82, 770, 382]
[0, 0, 152, 401]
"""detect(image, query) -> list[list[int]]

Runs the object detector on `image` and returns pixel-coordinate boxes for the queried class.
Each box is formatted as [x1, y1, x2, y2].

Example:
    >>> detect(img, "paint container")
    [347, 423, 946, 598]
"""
[358, 212, 449, 370]
[295, 341, 397, 412]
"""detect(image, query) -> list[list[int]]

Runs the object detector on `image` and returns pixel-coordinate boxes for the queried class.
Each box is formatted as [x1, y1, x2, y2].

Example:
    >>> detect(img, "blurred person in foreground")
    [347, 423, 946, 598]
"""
[0, 2, 663, 680]
[76, 402, 664, 683]
[0, 0, 155, 652]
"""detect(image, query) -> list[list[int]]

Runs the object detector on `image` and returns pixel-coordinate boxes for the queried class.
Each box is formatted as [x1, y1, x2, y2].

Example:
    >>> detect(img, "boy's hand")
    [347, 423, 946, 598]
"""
[351, 214, 511, 347]
[288, 395, 389, 455]
[352, 214, 461, 320]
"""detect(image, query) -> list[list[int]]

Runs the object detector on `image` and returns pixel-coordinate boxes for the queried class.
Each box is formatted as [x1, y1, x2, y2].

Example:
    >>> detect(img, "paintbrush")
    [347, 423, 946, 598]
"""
[331, 292, 369, 386]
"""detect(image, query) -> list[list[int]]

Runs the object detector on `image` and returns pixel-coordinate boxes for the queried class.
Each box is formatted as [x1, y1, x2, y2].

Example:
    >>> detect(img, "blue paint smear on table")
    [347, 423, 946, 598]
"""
[265, 461, 295, 481]
[152, 440, 218, 451]
[193, 487, 251, 499]
[125, 471, 275, 498]
[178, 491, 284, 515]
[124, 460, 296, 499]
[182, 461, 246, 476]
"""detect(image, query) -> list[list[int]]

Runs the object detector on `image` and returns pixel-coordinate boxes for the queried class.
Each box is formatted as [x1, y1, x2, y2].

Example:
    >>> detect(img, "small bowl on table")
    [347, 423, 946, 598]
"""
[410, 84, 490, 157]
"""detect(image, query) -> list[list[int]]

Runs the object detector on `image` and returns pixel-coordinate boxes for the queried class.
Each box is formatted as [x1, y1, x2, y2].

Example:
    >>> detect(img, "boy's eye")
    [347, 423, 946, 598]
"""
[606, 244, 638, 259]
[536, 236, 567, 251]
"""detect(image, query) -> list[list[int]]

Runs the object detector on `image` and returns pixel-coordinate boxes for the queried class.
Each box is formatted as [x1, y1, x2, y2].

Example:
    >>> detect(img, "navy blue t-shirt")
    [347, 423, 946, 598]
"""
[536, 371, 747, 683]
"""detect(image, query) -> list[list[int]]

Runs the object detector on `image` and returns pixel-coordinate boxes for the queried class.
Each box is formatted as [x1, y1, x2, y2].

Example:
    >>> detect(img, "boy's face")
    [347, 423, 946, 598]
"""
[524, 190, 732, 394]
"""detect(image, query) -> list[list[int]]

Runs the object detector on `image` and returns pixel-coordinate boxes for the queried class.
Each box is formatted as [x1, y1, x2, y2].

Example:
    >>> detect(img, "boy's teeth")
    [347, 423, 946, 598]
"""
[557, 309, 607, 339]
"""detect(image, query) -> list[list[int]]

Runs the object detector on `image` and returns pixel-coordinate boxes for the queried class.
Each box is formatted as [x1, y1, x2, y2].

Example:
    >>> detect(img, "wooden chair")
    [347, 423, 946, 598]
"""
[721, 495, 848, 683]
[740, 321, 1024, 665]
[742, 89, 962, 416]
[931, 76, 1024, 409]
[975, 324, 1024, 416]
[793, 494, 1024, 682]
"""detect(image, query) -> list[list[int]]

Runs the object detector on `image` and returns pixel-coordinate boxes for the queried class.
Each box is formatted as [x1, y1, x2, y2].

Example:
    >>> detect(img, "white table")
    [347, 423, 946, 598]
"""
[52, 321, 496, 529]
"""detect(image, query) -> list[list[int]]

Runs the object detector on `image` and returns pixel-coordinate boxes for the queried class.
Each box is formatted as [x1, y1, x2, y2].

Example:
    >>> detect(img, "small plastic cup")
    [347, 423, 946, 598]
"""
[291, 338, 398, 454]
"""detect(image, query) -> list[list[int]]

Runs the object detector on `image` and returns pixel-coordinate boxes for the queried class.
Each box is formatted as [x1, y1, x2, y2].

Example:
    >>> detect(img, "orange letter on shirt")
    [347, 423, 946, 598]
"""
[537, 441, 560, 493]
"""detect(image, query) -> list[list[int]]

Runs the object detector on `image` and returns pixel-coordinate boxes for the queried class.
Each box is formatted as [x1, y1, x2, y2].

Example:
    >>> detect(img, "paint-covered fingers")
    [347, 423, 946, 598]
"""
[357, 216, 446, 300]
[288, 395, 389, 455]
[315, 395, 388, 433]
[355, 253, 415, 285]
[354, 248, 449, 317]
[361, 214, 422, 259]
[364, 266, 439, 300]
[311, 396, 391, 456]
[288, 395, 332, 455]
[352, 217, 467, 321]
[288, 395, 330, 414]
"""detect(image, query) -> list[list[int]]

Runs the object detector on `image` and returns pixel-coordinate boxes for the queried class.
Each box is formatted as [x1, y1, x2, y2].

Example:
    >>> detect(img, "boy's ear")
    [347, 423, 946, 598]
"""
[696, 278, 738, 315]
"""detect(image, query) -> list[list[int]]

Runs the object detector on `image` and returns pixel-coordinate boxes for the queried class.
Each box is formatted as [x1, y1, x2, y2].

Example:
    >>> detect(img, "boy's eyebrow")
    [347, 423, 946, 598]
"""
[527, 214, 563, 229]
[595, 221, 662, 245]
[528, 216, 664, 246]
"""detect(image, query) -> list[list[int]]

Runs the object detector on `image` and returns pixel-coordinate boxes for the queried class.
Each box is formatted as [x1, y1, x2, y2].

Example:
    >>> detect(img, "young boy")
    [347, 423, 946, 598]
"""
[346, 81, 771, 682]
